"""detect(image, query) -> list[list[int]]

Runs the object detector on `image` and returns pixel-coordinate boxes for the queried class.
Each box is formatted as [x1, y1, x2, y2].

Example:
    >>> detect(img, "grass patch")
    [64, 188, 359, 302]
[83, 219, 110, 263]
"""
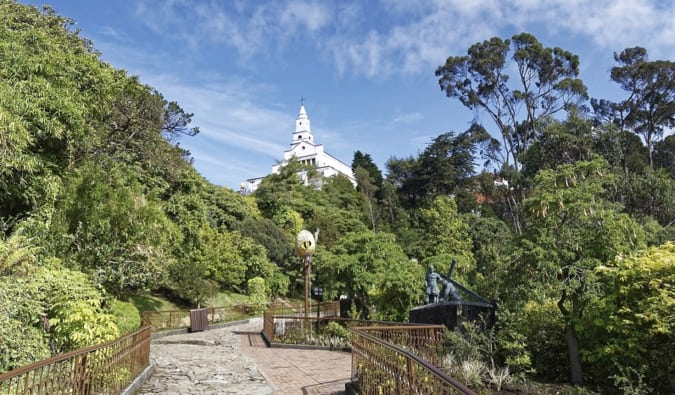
[130, 294, 181, 313]
[206, 291, 251, 307]
[131, 290, 276, 315]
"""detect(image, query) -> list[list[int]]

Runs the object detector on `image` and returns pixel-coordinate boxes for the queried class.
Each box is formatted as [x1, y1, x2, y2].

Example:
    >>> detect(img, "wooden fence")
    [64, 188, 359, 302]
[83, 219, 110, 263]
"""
[0, 326, 151, 395]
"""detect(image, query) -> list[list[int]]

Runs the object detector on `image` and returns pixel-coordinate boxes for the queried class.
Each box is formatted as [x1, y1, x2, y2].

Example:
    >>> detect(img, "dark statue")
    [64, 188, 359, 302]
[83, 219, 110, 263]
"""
[412, 258, 494, 330]
[424, 260, 460, 304]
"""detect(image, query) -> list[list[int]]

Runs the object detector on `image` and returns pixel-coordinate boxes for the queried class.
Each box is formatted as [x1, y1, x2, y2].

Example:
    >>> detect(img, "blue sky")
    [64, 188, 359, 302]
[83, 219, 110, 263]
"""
[20, 0, 675, 190]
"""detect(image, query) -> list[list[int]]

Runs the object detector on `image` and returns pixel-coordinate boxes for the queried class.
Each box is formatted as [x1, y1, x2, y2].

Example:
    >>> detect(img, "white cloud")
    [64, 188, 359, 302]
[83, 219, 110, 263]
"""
[392, 112, 424, 124]
[145, 78, 290, 157]
[129, 0, 673, 79]
[327, 0, 674, 78]
[133, 0, 333, 62]
[280, 1, 330, 32]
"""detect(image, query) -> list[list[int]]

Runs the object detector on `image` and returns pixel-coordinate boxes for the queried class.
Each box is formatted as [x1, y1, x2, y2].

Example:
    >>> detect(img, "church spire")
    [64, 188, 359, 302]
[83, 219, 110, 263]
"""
[294, 100, 312, 138]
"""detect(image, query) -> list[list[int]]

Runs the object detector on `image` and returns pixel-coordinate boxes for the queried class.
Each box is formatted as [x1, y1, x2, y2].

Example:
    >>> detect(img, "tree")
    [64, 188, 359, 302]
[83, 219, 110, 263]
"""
[0, 2, 117, 220]
[385, 155, 423, 208]
[233, 218, 294, 268]
[354, 166, 379, 230]
[352, 151, 383, 193]
[610, 47, 675, 169]
[436, 33, 588, 172]
[317, 231, 423, 321]
[418, 129, 479, 198]
[466, 215, 516, 304]
[418, 196, 475, 283]
[586, 242, 674, 393]
[50, 162, 178, 297]
[521, 114, 596, 179]
[619, 168, 675, 227]
[522, 158, 646, 385]
[385, 125, 498, 212]
[653, 134, 675, 177]
[590, 121, 650, 177]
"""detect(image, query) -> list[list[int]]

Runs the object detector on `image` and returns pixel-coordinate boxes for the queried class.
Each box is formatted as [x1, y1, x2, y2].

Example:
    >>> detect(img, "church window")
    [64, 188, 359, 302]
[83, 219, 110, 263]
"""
[298, 135, 302, 139]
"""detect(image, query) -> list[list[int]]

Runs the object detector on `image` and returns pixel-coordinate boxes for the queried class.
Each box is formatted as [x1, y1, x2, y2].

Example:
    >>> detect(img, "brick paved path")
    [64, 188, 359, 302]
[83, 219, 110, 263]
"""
[239, 331, 351, 394]
[136, 318, 351, 394]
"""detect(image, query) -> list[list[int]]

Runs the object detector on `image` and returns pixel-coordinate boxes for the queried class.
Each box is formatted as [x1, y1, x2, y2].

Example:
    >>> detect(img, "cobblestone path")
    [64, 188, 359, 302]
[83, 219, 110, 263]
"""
[136, 318, 351, 394]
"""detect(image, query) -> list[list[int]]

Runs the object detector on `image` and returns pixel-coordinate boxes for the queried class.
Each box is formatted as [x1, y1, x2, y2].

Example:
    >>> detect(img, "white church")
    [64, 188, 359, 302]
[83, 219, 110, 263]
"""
[245, 104, 356, 193]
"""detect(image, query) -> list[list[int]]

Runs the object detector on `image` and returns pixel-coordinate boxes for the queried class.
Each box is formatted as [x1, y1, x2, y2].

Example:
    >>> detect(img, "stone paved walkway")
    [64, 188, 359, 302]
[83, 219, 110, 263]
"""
[136, 318, 351, 394]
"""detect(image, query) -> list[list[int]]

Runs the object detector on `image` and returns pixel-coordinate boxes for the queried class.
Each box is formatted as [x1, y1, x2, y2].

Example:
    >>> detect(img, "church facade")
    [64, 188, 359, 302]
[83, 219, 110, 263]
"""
[245, 104, 355, 192]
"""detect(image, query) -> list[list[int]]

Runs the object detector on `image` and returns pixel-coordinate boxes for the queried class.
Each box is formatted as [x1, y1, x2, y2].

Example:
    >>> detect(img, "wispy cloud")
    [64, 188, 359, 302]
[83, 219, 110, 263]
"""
[141, 74, 291, 157]
[128, 0, 673, 79]
[507, 0, 674, 51]
[133, 0, 332, 61]
[328, 0, 673, 78]
[392, 111, 424, 124]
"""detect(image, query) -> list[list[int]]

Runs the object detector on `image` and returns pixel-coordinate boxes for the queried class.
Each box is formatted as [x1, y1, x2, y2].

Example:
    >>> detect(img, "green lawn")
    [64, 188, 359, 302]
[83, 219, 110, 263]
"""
[206, 291, 252, 307]
[130, 294, 182, 313]
[130, 291, 255, 314]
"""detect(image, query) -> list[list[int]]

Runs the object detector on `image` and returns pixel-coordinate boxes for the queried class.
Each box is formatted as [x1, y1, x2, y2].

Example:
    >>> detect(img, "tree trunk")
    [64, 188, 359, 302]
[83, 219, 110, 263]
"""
[565, 323, 583, 385]
[559, 290, 584, 386]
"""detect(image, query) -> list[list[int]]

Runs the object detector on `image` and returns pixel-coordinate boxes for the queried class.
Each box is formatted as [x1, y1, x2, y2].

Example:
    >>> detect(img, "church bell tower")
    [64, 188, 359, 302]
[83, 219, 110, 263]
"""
[291, 103, 313, 147]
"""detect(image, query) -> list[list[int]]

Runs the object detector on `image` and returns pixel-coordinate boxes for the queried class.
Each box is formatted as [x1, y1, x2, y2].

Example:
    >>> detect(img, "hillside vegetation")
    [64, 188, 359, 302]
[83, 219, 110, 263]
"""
[1, 2, 673, 393]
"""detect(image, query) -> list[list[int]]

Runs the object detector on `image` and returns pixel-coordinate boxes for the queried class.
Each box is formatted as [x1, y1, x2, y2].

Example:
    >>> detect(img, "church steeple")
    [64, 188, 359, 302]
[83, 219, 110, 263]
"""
[292, 103, 313, 146]
[244, 101, 356, 192]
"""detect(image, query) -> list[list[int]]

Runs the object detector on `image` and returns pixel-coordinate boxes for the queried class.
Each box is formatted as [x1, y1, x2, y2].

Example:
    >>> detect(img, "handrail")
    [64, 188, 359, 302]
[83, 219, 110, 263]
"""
[263, 305, 473, 393]
[265, 301, 340, 317]
[142, 303, 259, 331]
[0, 326, 151, 394]
[351, 326, 476, 395]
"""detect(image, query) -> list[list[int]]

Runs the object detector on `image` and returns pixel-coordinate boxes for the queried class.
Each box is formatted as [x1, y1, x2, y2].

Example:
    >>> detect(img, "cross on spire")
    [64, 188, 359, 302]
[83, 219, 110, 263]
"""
[300, 96, 305, 106]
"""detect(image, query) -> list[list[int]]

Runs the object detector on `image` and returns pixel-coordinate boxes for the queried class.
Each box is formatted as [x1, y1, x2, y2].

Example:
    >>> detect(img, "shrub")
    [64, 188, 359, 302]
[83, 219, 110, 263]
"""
[247, 277, 267, 314]
[323, 321, 350, 340]
[109, 299, 141, 334]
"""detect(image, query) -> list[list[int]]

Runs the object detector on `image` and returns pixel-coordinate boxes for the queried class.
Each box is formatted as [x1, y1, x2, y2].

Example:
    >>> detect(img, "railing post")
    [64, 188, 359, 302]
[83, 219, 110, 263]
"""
[77, 353, 88, 395]
[407, 356, 415, 395]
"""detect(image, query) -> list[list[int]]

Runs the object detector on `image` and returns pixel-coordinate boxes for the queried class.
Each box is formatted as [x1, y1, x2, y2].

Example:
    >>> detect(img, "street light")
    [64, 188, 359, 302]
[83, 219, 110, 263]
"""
[296, 230, 316, 320]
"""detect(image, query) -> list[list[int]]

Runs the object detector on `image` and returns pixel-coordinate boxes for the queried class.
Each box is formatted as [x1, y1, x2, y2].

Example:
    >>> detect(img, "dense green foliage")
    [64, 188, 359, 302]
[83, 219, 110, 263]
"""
[0, 2, 672, 393]
[0, 0, 280, 372]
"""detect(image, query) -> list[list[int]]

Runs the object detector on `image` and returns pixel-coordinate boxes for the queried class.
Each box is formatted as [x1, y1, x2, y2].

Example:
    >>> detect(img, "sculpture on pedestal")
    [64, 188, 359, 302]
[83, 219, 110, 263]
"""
[424, 260, 460, 304]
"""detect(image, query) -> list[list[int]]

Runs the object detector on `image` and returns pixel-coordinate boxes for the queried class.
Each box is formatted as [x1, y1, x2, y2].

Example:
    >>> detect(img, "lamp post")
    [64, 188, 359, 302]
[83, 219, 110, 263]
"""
[296, 230, 316, 320]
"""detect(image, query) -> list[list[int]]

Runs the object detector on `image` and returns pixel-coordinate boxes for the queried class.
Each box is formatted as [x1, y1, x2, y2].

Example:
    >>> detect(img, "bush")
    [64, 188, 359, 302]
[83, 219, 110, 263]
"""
[0, 315, 50, 373]
[323, 321, 350, 340]
[518, 299, 568, 381]
[247, 277, 267, 314]
[109, 299, 141, 334]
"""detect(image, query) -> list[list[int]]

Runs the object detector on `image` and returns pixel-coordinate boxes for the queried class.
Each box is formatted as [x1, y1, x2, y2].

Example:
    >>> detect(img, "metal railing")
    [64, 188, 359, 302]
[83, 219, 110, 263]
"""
[265, 300, 340, 318]
[262, 301, 341, 344]
[351, 325, 446, 365]
[350, 326, 475, 395]
[142, 304, 258, 331]
[262, 304, 474, 393]
[0, 326, 151, 395]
